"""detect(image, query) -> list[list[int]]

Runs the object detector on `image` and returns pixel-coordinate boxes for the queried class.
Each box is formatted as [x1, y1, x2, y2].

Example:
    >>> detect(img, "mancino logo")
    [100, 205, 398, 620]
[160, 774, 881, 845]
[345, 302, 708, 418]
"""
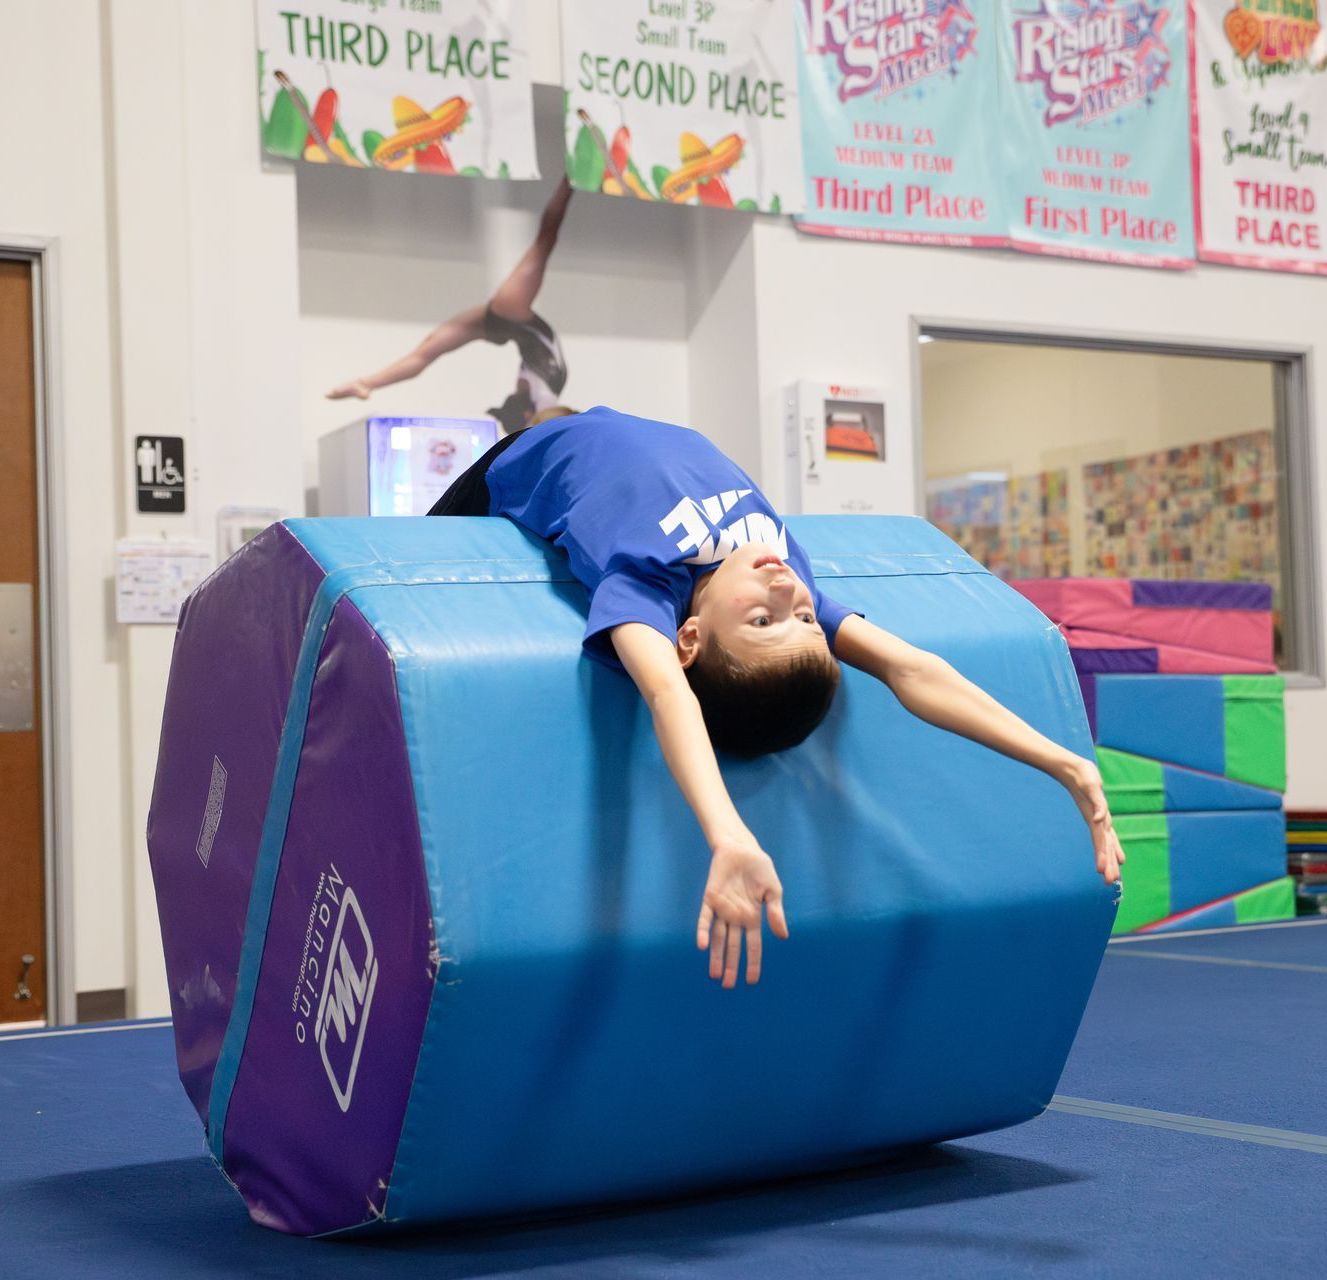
[314, 886, 378, 1113]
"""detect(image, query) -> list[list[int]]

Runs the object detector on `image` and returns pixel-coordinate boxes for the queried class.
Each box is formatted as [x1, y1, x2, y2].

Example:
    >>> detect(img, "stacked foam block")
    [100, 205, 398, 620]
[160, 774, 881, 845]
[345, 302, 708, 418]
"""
[1287, 811, 1327, 913]
[1014, 578, 1292, 935]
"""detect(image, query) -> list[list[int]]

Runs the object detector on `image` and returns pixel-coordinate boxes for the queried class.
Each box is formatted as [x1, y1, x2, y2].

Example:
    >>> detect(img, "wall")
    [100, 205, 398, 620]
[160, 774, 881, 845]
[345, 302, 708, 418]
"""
[920, 344, 1275, 479]
[4, 4, 1325, 1022]
[747, 219, 1326, 807]
[2, 1, 305, 1018]
[297, 88, 695, 500]
[0, 3, 123, 1013]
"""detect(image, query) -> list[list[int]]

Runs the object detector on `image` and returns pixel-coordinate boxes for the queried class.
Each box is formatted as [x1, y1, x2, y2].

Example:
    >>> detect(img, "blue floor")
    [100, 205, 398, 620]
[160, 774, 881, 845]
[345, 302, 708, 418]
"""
[2, 919, 1324, 1278]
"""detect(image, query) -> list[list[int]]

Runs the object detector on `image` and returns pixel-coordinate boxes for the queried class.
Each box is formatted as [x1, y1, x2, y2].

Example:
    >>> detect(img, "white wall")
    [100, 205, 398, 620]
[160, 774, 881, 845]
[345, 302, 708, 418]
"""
[747, 219, 1327, 807]
[1, 3, 124, 1011]
[297, 88, 694, 498]
[6, 4, 1325, 1022]
[3, 1, 305, 1017]
[920, 345, 1275, 478]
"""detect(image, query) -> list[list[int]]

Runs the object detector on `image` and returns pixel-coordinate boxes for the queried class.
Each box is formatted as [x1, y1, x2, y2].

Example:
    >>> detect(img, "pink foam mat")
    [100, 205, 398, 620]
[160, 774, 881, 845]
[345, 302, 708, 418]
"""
[1061, 626, 1276, 675]
[1015, 579, 1273, 665]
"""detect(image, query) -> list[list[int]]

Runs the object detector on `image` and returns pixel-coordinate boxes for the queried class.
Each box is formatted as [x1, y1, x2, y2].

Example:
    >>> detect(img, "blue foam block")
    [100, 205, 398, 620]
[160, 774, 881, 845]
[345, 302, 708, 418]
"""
[148, 515, 1116, 1235]
[1164, 762, 1281, 812]
[1094, 675, 1226, 775]
[1167, 811, 1287, 917]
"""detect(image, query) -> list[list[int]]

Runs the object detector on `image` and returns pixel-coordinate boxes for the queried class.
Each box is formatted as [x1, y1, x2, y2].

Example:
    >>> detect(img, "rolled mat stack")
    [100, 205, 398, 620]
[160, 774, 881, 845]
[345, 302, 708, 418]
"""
[147, 515, 1115, 1235]
[1013, 578, 1290, 935]
[1287, 811, 1327, 912]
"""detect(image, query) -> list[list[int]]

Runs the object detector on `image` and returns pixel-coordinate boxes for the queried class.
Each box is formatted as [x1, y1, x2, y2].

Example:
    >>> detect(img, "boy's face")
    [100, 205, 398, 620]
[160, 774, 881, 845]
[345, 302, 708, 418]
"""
[678, 542, 830, 668]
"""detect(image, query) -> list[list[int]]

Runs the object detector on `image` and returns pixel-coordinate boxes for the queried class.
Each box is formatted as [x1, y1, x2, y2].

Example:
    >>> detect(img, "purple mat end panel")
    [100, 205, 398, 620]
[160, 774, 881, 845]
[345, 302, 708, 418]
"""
[1131, 580, 1273, 611]
[1070, 646, 1160, 675]
[1077, 671, 1097, 738]
[146, 524, 325, 1124]
[220, 597, 434, 1237]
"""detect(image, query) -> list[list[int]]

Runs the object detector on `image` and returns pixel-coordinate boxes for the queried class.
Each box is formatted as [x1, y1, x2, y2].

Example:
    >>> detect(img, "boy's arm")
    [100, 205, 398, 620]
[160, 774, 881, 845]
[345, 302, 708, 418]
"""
[833, 613, 1125, 885]
[610, 622, 789, 988]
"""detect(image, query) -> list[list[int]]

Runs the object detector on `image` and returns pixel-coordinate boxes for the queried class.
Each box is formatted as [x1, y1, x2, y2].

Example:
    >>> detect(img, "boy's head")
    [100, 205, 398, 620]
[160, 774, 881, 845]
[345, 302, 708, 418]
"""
[677, 543, 840, 757]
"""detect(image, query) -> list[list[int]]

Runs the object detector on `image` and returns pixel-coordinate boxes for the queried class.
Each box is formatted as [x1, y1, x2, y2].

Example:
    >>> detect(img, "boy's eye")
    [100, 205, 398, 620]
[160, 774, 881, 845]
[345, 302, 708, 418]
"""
[752, 615, 772, 627]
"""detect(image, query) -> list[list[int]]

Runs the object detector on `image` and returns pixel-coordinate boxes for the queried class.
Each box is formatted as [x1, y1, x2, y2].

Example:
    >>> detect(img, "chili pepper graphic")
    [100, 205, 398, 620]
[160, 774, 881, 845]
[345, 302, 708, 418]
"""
[274, 70, 343, 164]
[574, 109, 654, 199]
[373, 95, 469, 168]
[413, 142, 456, 175]
[695, 177, 734, 208]
[662, 133, 744, 204]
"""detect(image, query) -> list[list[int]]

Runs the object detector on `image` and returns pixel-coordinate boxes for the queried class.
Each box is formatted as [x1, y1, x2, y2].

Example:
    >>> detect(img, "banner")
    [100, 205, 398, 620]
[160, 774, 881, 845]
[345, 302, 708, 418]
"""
[561, 0, 803, 213]
[999, 0, 1196, 267]
[255, 1, 537, 178]
[1191, 0, 1327, 273]
[795, 0, 1009, 246]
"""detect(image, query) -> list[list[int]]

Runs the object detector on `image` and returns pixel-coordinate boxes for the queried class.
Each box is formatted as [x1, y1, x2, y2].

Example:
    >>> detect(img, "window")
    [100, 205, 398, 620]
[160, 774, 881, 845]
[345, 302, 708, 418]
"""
[918, 331, 1319, 677]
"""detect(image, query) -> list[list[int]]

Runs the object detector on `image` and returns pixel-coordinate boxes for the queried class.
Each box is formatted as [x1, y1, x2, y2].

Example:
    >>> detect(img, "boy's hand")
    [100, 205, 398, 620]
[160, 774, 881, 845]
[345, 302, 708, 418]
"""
[1058, 754, 1126, 886]
[697, 841, 789, 988]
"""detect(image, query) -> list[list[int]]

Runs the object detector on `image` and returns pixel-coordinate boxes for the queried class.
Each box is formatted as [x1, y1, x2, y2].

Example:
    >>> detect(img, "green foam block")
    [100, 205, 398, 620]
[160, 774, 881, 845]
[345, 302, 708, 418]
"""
[1113, 813, 1170, 934]
[1222, 675, 1286, 793]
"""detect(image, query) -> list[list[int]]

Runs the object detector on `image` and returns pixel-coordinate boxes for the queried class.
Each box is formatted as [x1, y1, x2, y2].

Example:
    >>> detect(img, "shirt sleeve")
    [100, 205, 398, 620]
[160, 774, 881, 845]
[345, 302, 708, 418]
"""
[815, 589, 861, 654]
[583, 569, 685, 668]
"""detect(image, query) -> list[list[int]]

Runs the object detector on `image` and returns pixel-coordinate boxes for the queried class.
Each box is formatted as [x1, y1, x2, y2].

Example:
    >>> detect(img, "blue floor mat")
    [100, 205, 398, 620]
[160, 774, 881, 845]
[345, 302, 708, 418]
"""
[3, 922, 1326, 1277]
[1109, 917, 1327, 967]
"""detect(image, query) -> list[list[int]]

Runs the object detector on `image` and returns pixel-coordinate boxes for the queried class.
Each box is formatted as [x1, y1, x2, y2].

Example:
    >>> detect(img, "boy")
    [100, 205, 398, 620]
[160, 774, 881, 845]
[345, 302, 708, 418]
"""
[431, 406, 1125, 989]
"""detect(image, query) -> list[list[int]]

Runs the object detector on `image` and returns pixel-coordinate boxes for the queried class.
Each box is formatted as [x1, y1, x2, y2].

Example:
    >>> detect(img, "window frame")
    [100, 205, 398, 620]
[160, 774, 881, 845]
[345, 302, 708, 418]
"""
[910, 318, 1322, 686]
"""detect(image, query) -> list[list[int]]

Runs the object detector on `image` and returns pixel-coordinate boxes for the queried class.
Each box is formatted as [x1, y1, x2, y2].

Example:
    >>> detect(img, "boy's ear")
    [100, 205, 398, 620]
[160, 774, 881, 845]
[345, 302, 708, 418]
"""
[676, 616, 701, 669]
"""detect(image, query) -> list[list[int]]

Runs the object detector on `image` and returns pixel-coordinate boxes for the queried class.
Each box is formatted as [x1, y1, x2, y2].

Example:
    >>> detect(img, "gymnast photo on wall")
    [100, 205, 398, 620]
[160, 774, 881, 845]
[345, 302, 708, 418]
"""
[327, 176, 573, 434]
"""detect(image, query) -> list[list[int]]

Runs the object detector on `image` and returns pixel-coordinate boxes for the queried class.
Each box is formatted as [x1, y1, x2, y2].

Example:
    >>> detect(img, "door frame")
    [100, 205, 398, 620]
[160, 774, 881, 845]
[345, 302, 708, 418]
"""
[2, 236, 74, 1025]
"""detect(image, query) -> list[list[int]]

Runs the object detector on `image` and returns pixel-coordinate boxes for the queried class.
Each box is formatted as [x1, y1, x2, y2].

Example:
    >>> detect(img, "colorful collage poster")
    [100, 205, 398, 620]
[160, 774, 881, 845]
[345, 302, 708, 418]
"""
[1190, 0, 1327, 273]
[795, 0, 1009, 246]
[927, 470, 1071, 577]
[255, 0, 537, 178]
[1084, 429, 1280, 594]
[999, 0, 1196, 266]
[561, 0, 803, 212]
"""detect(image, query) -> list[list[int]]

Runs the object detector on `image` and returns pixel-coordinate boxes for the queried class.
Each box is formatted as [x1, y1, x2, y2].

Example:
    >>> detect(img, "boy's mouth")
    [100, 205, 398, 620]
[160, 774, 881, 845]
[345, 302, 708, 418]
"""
[752, 554, 785, 570]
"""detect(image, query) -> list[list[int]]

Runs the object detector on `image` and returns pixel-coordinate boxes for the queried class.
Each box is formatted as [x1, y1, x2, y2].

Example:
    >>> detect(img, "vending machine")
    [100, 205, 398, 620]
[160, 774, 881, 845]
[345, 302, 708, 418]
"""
[318, 416, 500, 517]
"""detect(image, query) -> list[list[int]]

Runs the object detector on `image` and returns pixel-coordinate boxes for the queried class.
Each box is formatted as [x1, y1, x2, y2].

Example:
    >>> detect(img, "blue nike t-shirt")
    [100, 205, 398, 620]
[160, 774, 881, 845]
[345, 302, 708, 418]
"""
[485, 406, 855, 667]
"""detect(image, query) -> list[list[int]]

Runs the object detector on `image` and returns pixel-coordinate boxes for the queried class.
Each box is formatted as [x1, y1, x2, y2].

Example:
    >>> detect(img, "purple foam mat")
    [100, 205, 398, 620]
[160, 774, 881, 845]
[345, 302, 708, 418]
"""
[1131, 580, 1273, 611]
[146, 525, 326, 1122]
[218, 596, 436, 1235]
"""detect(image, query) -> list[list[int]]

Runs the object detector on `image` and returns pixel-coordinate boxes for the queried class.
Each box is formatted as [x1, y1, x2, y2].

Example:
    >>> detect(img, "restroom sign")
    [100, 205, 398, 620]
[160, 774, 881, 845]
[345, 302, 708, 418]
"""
[135, 435, 186, 514]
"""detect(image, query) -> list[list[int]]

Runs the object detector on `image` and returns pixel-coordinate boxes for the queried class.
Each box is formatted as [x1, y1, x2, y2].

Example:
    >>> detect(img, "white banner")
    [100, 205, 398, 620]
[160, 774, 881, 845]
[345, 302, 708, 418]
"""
[256, 0, 538, 179]
[561, 0, 804, 213]
[1191, 0, 1327, 273]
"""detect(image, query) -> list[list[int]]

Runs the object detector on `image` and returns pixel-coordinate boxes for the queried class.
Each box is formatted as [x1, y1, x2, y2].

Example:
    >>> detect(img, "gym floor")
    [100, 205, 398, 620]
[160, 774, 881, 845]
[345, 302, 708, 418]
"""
[3, 918, 1324, 1278]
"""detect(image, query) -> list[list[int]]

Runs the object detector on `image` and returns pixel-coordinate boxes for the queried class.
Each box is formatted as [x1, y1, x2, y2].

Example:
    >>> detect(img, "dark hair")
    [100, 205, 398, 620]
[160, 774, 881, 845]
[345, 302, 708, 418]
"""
[685, 641, 841, 758]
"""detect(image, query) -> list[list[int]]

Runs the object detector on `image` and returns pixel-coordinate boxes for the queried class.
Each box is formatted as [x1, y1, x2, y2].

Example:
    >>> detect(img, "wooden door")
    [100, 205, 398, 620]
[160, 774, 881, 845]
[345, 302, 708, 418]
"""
[0, 258, 46, 1023]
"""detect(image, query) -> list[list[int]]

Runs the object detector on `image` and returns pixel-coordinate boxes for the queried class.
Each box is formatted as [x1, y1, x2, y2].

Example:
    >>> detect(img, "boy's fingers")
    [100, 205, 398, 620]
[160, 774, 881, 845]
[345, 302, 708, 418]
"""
[745, 925, 762, 985]
[723, 922, 742, 989]
[697, 904, 714, 950]
[766, 896, 790, 940]
[709, 921, 726, 980]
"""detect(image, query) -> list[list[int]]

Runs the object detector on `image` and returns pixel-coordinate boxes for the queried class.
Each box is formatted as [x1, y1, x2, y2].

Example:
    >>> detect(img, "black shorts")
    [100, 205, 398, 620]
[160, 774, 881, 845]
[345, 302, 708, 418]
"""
[425, 429, 526, 517]
[483, 307, 567, 396]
